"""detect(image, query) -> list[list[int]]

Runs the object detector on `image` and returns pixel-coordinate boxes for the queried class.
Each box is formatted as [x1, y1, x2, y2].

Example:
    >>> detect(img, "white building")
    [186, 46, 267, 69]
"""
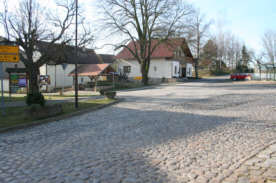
[39, 49, 116, 92]
[0, 47, 116, 92]
[116, 38, 194, 81]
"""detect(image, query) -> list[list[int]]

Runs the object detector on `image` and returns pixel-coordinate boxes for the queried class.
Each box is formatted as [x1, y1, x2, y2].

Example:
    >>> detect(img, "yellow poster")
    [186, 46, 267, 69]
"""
[134, 76, 142, 80]
[0, 45, 19, 62]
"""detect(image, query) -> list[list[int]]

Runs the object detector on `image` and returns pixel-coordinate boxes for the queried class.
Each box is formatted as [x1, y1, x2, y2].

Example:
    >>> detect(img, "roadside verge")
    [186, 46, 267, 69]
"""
[0, 98, 122, 133]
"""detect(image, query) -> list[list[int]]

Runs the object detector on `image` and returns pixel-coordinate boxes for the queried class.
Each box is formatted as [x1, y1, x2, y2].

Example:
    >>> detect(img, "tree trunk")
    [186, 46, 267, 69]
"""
[141, 69, 149, 85]
[28, 66, 40, 95]
[259, 66, 262, 80]
[141, 61, 149, 85]
[195, 59, 199, 79]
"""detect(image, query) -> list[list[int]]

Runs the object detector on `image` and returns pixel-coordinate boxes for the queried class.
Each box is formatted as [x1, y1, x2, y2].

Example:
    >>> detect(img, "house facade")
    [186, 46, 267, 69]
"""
[40, 49, 116, 91]
[116, 38, 194, 82]
[0, 37, 116, 92]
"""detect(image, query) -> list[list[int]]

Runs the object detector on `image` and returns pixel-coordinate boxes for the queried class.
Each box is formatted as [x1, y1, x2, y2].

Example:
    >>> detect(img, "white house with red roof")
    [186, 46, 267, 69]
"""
[116, 38, 194, 81]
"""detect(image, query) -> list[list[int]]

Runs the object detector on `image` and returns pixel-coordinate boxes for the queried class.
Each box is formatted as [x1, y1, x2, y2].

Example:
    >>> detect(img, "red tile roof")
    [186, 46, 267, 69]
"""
[116, 38, 193, 60]
[69, 64, 110, 77]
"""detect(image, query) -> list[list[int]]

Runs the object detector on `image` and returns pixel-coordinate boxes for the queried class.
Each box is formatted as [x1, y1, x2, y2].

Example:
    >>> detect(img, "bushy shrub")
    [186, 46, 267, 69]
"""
[235, 65, 254, 73]
[99, 89, 107, 95]
[210, 69, 230, 76]
[104, 91, 116, 99]
[26, 92, 46, 106]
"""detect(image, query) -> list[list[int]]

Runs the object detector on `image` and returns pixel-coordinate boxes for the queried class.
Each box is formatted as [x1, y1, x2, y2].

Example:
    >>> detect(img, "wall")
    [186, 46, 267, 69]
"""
[186, 63, 193, 77]
[253, 73, 276, 80]
[0, 79, 9, 92]
[2, 61, 25, 79]
[40, 64, 91, 91]
[118, 59, 179, 79]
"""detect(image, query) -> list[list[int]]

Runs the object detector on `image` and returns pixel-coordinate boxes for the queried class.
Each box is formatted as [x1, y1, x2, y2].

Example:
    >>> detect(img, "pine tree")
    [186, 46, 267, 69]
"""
[241, 45, 250, 66]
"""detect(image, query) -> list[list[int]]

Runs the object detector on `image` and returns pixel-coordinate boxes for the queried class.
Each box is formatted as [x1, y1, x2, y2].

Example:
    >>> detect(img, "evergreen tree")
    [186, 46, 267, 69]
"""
[241, 45, 250, 66]
[236, 45, 252, 73]
[201, 39, 218, 69]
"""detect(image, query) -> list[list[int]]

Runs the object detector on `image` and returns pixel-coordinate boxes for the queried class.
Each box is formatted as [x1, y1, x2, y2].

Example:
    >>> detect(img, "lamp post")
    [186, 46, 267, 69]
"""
[74, 0, 78, 108]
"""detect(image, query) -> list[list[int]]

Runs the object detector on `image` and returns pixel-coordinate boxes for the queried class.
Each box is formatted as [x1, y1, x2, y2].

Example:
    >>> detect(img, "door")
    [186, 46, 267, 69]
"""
[182, 68, 186, 77]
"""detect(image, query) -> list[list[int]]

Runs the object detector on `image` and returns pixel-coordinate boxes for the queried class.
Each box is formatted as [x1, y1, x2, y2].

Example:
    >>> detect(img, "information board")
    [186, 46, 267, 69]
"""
[0, 45, 19, 63]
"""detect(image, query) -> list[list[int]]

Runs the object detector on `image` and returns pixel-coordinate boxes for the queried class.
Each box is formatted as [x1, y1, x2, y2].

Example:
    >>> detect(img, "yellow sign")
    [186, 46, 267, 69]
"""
[0, 45, 19, 63]
[134, 76, 142, 80]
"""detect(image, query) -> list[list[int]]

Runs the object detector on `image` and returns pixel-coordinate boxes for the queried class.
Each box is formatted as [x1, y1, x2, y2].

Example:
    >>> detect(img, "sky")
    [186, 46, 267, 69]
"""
[187, 0, 276, 52]
[1, 0, 276, 54]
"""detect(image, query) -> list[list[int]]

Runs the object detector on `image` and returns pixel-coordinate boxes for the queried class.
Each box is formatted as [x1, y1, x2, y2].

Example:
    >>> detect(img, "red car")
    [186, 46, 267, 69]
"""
[230, 73, 252, 81]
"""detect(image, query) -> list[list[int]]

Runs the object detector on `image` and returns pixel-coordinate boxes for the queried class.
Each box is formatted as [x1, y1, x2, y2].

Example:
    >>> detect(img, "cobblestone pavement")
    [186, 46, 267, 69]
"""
[0, 79, 275, 183]
[223, 143, 276, 183]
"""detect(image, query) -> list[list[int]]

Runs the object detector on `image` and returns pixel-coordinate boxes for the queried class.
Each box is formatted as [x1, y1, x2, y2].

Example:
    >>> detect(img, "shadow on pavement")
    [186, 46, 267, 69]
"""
[0, 104, 239, 182]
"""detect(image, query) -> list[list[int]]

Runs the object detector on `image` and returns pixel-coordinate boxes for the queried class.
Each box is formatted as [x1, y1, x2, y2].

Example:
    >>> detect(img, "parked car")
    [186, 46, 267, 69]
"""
[230, 73, 252, 81]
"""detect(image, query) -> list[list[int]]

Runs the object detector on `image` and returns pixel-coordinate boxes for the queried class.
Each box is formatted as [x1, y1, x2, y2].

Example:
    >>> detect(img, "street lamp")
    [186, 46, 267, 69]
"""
[74, 0, 78, 108]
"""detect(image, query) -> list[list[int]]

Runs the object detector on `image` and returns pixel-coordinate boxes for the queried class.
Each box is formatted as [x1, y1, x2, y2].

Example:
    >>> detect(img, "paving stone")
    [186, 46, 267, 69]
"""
[1, 81, 276, 183]
[122, 177, 138, 183]
[237, 176, 250, 183]
[263, 168, 276, 179]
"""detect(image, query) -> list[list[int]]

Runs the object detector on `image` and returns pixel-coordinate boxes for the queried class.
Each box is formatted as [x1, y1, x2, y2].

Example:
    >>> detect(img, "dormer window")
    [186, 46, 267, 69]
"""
[174, 47, 185, 57]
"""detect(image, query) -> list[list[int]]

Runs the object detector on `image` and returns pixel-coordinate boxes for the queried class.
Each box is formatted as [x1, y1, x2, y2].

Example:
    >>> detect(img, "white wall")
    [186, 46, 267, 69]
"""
[118, 59, 180, 79]
[0, 79, 9, 92]
[40, 64, 91, 91]
[253, 73, 276, 80]
[186, 63, 193, 77]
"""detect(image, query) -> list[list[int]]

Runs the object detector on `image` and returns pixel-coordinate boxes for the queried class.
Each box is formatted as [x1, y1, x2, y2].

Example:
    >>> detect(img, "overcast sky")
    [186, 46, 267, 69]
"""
[1, 0, 275, 54]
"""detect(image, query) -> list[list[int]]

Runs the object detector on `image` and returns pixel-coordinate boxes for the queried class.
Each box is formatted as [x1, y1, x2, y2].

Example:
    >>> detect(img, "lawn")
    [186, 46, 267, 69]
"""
[3, 95, 26, 102]
[2, 94, 97, 102]
[0, 98, 115, 130]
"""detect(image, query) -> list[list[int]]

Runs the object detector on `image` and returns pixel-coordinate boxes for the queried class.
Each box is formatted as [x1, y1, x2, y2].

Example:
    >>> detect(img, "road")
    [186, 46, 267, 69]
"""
[0, 78, 275, 183]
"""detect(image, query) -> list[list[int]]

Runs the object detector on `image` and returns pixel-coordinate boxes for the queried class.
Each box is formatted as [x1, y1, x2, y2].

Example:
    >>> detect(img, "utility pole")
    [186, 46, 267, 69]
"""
[74, 0, 79, 108]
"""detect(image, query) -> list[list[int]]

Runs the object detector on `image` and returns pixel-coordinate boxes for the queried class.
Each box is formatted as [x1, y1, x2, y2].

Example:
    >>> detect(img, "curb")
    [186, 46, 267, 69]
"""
[0, 98, 122, 134]
[116, 85, 160, 92]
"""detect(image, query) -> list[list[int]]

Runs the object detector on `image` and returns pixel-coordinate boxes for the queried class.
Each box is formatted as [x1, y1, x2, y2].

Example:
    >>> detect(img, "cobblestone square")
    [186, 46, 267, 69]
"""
[0, 79, 275, 183]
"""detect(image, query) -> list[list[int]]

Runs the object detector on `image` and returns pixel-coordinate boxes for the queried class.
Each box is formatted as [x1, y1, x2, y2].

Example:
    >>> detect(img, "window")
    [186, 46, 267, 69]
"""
[175, 66, 178, 75]
[174, 47, 184, 57]
[123, 66, 131, 73]
[154, 66, 157, 72]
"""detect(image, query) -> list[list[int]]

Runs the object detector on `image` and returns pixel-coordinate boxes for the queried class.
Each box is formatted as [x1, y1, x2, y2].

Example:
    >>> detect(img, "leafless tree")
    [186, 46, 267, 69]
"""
[0, 0, 93, 96]
[99, 0, 194, 85]
[262, 30, 276, 64]
[214, 30, 243, 72]
[186, 9, 211, 78]
[262, 30, 276, 80]
[251, 53, 264, 80]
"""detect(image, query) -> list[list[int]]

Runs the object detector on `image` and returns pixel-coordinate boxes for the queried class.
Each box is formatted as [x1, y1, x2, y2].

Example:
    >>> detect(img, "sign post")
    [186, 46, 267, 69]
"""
[0, 45, 19, 116]
[0, 62, 5, 115]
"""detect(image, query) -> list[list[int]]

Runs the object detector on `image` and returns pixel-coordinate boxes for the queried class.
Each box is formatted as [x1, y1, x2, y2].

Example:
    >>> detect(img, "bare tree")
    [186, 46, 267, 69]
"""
[262, 30, 276, 80]
[186, 9, 211, 79]
[100, 0, 193, 85]
[262, 30, 276, 64]
[0, 0, 93, 98]
[213, 29, 243, 72]
[251, 53, 264, 80]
